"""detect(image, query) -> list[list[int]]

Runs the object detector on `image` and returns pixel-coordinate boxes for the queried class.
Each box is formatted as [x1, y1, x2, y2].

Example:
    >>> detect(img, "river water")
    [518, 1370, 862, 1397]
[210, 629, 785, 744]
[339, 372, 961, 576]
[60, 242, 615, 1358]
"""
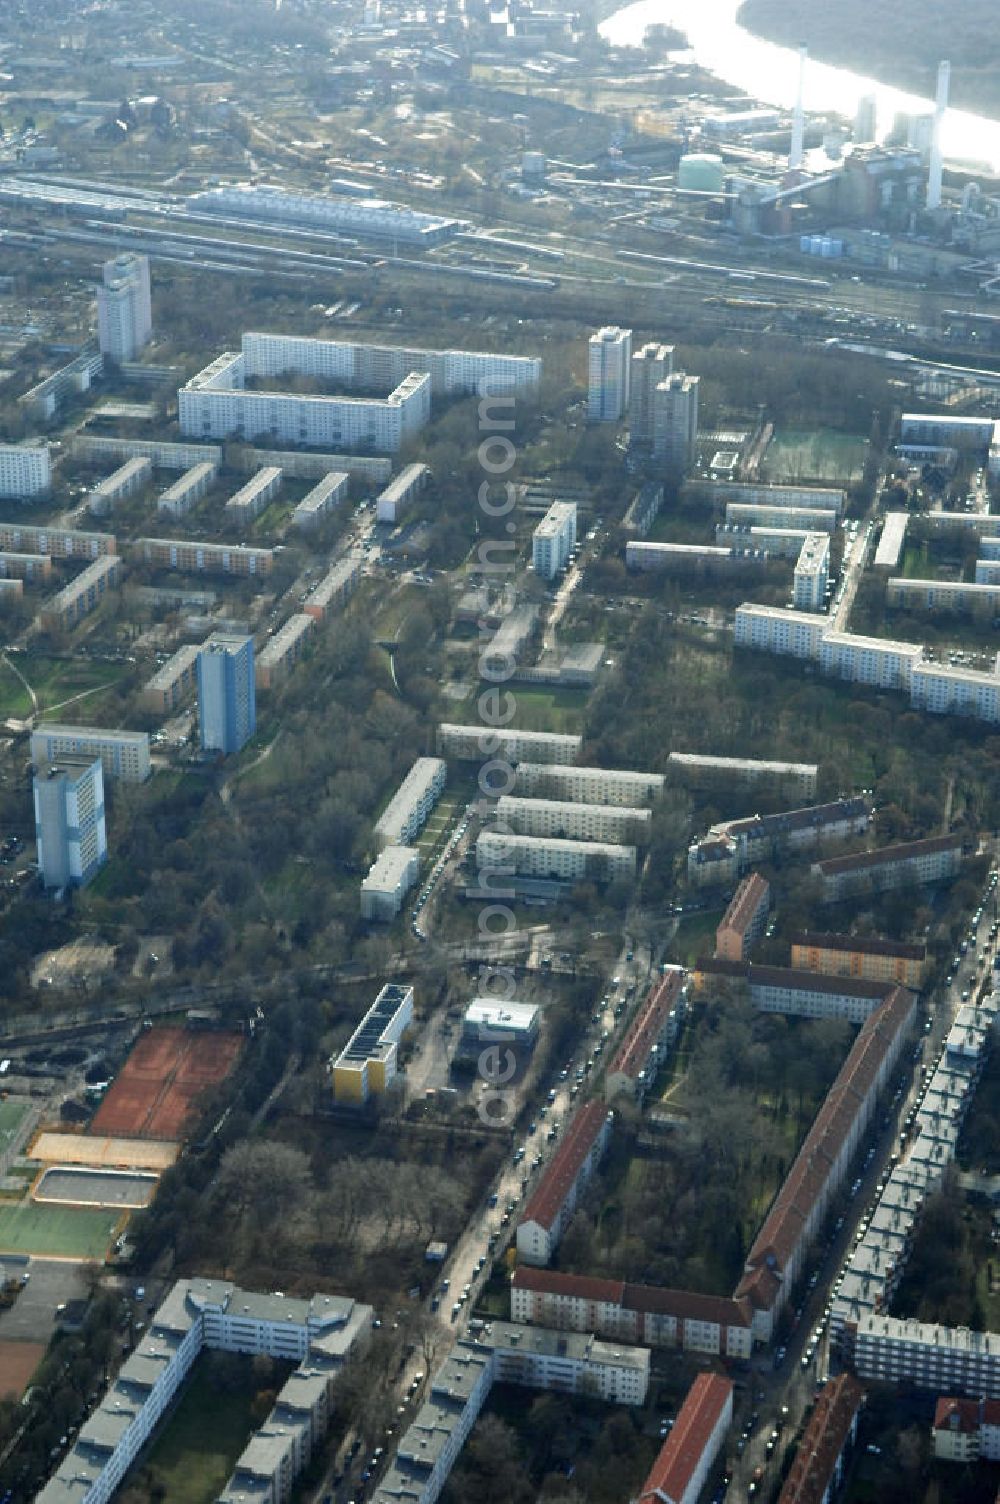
[599, 0, 1000, 173]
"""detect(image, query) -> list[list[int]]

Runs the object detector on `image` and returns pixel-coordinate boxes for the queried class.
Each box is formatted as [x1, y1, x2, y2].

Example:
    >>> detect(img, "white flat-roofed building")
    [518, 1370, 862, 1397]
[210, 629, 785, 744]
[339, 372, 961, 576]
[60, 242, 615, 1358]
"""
[626, 541, 739, 573]
[135, 537, 272, 576]
[0, 551, 52, 582]
[532, 501, 577, 581]
[981, 536, 1000, 560]
[157, 461, 217, 518]
[376, 463, 430, 524]
[513, 763, 664, 806]
[887, 576, 1000, 614]
[291, 471, 350, 528]
[899, 412, 995, 452]
[726, 503, 837, 533]
[588, 326, 632, 421]
[33, 753, 107, 891]
[88, 457, 152, 514]
[224, 466, 283, 525]
[0, 577, 23, 599]
[819, 631, 924, 690]
[302, 555, 363, 620]
[438, 724, 581, 765]
[486, 1321, 649, 1406]
[734, 603, 828, 659]
[239, 331, 539, 398]
[691, 479, 845, 513]
[477, 830, 636, 881]
[874, 512, 910, 571]
[496, 794, 651, 845]
[331, 982, 414, 1104]
[793, 533, 830, 611]
[718, 525, 811, 558]
[256, 614, 316, 690]
[976, 558, 1000, 585]
[0, 522, 115, 559]
[461, 999, 540, 1048]
[668, 752, 818, 799]
[922, 510, 1000, 535]
[853, 1314, 1000, 1398]
[35, 1278, 372, 1504]
[141, 642, 201, 713]
[360, 845, 420, 921]
[38, 555, 122, 631]
[0, 441, 51, 498]
[31, 725, 150, 784]
[72, 435, 222, 470]
[180, 354, 430, 453]
[910, 662, 1000, 723]
[375, 757, 446, 849]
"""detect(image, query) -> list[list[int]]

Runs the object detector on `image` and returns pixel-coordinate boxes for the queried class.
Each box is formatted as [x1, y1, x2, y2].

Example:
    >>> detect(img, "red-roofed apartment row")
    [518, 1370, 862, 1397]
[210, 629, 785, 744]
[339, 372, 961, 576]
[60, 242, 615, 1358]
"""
[604, 967, 687, 1103]
[734, 985, 916, 1340]
[715, 872, 770, 962]
[639, 1372, 733, 1504]
[778, 1374, 864, 1504]
[516, 1100, 612, 1266]
[932, 1395, 1000, 1464]
[510, 1266, 753, 1360]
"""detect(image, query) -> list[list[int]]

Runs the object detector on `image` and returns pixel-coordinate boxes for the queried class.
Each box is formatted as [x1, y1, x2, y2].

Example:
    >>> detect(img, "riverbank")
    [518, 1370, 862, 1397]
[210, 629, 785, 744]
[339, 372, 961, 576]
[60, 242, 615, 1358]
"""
[736, 0, 1000, 120]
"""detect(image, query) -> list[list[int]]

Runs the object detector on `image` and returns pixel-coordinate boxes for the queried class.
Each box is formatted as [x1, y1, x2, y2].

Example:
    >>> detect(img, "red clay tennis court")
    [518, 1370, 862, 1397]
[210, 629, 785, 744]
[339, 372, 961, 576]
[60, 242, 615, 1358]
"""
[90, 1028, 242, 1141]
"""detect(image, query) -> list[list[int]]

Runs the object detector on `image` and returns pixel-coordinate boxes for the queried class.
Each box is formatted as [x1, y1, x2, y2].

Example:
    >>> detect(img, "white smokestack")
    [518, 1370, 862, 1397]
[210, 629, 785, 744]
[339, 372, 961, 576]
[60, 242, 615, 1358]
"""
[926, 58, 950, 211]
[789, 45, 807, 169]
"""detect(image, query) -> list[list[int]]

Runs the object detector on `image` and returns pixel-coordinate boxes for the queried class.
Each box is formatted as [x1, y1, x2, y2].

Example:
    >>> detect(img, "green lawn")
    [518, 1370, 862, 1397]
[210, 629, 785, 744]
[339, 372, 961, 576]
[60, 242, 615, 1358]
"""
[0, 655, 127, 719]
[0, 1102, 29, 1149]
[667, 908, 725, 967]
[0, 660, 32, 718]
[482, 683, 588, 734]
[0, 1201, 122, 1258]
[139, 1356, 262, 1504]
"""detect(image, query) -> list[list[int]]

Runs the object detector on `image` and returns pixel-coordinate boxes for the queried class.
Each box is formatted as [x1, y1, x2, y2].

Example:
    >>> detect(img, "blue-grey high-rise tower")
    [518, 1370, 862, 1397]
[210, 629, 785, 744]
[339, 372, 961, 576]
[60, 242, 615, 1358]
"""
[196, 634, 256, 756]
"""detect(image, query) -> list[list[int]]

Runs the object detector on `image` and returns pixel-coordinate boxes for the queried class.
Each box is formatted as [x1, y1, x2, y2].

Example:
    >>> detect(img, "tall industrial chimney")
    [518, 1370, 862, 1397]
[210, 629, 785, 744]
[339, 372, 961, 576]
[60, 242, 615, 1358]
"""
[926, 59, 950, 210]
[789, 45, 807, 169]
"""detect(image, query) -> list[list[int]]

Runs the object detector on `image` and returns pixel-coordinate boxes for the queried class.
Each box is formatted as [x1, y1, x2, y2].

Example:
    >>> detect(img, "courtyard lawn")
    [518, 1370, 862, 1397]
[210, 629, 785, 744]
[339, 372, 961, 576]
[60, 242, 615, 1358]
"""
[0, 1201, 121, 1258]
[668, 909, 725, 968]
[138, 1356, 262, 1504]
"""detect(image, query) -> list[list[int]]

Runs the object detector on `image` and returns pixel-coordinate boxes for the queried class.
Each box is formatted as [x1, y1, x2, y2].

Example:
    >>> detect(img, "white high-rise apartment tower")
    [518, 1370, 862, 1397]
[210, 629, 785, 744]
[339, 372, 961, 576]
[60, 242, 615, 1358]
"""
[629, 342, 674, 447]
[96, 254, 152, 362]
[588, 327, 632, 421]
[652, 373, 699, 474]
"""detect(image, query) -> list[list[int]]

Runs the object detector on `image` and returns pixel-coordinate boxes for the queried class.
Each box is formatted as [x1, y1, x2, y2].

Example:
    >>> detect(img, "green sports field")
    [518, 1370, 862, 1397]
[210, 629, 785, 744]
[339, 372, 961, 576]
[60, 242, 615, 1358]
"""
[0, 1101, 29, 1148]
[0, 1201, 122, 1258]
